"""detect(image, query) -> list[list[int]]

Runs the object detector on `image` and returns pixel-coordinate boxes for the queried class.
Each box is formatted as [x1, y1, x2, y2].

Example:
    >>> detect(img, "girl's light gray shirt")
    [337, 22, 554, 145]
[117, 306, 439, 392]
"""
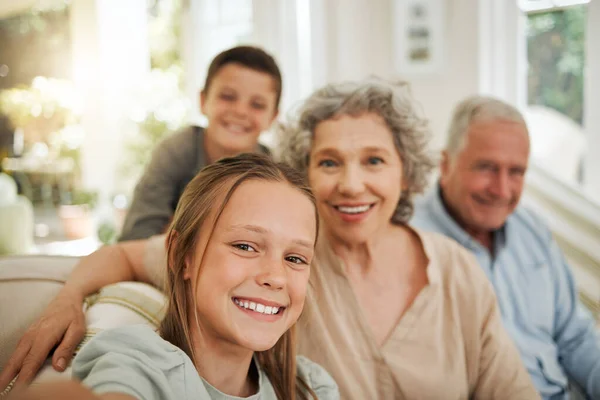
[72, 324, 338, 400]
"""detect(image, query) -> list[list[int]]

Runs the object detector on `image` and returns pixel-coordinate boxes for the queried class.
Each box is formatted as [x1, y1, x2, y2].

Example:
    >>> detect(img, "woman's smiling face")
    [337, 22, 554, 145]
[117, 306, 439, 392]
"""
[308, 113, 405, 245]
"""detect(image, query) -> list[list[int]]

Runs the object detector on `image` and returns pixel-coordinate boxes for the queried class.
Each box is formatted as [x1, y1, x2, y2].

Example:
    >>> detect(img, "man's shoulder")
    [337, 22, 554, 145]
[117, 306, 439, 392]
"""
[411, 190, 441, 229]
[509, 206, 553, 242]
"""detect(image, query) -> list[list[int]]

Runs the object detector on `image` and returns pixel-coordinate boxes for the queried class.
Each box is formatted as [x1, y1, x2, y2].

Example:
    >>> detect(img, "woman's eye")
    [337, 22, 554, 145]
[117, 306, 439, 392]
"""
[318, 159, 337, 168]
[233, 243, 256, 252]
[367, 157, 384, 165]
[286, 256, 308, 265]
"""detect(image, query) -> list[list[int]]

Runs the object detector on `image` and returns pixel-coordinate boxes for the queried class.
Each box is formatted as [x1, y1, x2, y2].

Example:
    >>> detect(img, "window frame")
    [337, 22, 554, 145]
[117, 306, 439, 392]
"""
[479, 0, 599, 197]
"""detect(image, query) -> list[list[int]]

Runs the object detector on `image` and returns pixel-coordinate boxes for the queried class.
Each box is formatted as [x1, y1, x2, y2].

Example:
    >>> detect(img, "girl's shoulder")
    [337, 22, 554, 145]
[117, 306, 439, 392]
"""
[75, 324, 187, 372]
[72, 325, 203, 400]
[295, 356, 340, 400]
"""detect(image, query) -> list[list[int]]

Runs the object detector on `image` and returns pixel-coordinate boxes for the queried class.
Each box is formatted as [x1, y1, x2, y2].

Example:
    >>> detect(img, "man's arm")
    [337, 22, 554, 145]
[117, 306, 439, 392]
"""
[119, 130, 194, 241]
[550, 239, 600, 398]
[472, 279, 541, 400]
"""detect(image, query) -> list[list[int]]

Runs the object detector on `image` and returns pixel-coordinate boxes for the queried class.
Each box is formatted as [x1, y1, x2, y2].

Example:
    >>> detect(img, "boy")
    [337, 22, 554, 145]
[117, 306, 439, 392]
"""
[120, 46, 282, 241]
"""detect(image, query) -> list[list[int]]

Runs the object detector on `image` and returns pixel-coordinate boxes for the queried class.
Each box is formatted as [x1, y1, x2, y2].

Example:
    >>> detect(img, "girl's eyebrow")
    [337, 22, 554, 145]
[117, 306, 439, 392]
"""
[226, 224, 314, 250]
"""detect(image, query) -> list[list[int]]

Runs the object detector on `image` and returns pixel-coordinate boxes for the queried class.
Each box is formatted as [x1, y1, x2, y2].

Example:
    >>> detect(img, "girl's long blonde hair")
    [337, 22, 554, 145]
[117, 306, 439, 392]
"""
[159, 153, 319, 400]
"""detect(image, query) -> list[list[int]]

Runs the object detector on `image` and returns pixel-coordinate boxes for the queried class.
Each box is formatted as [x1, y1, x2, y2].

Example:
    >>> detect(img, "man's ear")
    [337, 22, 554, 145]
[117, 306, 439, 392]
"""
[440, 150, 451, 181]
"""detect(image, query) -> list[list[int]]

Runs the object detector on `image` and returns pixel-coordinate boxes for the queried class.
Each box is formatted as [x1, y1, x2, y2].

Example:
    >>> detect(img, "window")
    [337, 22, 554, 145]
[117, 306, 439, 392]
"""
[520, 1, 588, 184]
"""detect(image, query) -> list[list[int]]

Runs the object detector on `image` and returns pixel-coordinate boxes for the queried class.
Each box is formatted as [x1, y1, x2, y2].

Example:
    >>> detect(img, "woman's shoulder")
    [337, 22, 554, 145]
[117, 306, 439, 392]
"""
[295, 356, 339, 399]
[412, 228, 491, 289]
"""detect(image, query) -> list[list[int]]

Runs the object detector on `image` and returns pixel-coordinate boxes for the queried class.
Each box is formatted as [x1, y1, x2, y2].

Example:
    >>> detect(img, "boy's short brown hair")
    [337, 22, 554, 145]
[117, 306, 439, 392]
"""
[203, 46, 283, 110]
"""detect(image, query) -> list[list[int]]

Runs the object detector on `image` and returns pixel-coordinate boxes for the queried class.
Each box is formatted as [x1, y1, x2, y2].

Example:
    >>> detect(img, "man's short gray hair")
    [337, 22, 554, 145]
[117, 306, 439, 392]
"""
[276, 79, 435, 224]
[446, 95, 528, 157]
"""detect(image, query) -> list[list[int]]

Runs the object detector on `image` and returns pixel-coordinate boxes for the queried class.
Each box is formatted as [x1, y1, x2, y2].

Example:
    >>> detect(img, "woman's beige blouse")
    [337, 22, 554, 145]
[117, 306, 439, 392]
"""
[144, 230, 539, 400]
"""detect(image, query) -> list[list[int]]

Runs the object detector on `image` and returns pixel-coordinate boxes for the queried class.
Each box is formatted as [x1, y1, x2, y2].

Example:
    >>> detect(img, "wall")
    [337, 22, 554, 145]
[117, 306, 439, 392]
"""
[311, 0, 480, 150]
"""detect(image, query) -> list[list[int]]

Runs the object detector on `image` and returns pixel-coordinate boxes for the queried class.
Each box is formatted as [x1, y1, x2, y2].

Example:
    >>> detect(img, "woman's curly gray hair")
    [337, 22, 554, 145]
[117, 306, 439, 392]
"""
[276, 78, 435, 224]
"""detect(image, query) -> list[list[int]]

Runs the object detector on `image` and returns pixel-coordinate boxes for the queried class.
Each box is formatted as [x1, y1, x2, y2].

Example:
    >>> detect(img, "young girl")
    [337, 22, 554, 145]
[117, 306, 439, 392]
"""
[120, 46, 282, 241]
[6, 153, 337, 400]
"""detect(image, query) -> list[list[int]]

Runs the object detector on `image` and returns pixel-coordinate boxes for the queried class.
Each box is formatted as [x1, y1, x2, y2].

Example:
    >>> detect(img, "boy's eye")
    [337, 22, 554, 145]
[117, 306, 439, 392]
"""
[318, 159, 337, 168]
[233, 243, 256, 252]
[220, 93, 236, 101]
[367, 157, 384, 165]
[251, 102, 267, 110]
[286, 256, 308, 265]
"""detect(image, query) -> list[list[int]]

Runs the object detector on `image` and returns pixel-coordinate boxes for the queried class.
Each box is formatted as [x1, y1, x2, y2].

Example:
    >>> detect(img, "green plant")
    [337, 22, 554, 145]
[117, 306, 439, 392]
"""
[97, 220, 118, 245]
[0, 77, 80, 145]
[65, 189, 98, 209]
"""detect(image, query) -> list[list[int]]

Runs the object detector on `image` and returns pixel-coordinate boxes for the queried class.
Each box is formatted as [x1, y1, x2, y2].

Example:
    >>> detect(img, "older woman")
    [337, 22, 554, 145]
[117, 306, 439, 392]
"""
[1, 80, 539, 400]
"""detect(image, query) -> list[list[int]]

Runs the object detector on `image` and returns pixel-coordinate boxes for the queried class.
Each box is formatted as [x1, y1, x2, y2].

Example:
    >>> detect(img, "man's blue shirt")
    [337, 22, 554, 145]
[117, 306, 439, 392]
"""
[411, 185, 600, 400]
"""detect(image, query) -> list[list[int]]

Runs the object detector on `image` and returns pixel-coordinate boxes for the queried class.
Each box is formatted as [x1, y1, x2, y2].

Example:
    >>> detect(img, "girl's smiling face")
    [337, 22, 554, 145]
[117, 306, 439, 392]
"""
[186, 179, 317, 352]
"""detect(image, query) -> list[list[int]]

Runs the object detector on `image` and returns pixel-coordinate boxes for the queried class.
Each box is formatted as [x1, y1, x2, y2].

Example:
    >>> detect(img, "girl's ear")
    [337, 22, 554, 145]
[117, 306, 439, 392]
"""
[183, 254, 193, 280]
[166, 230, 180, 273]
[167, 230, 194, 280]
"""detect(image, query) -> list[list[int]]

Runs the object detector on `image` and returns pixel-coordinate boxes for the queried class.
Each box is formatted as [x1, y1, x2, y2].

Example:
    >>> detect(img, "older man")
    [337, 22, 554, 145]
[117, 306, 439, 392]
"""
[412, 96, 600, 400]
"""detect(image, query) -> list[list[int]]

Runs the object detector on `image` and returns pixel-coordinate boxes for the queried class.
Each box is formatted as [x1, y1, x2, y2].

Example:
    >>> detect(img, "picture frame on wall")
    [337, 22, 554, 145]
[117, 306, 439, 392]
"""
[392, 0, 446, 75]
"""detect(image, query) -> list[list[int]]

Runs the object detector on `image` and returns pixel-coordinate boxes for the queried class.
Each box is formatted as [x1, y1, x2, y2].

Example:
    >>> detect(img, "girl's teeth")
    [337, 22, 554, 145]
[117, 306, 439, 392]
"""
[234, 298, 281, 315]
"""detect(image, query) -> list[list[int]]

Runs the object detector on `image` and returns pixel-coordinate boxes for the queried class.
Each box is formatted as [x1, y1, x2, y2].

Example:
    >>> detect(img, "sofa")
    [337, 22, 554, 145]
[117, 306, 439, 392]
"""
[0, 254, 167, 395]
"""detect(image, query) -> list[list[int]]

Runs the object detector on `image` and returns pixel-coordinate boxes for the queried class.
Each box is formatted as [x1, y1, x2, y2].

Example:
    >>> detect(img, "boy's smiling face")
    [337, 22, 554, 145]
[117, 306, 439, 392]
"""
[201, 63, 279, 157]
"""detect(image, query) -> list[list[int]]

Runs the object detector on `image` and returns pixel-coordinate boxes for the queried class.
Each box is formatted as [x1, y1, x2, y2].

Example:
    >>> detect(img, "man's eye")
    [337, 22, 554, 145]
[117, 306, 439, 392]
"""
[286, 256, 307, 265]
[233, 243, 256, 252]
[318, 159, 337, 167]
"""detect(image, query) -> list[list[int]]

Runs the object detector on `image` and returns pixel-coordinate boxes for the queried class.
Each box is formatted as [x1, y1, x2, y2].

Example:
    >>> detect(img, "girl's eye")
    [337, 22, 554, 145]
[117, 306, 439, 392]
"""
[286, 256, 308, 265]
[318, 159, 337, 168]
[233, 243, 256, 252]
[367, 157, 384, 165]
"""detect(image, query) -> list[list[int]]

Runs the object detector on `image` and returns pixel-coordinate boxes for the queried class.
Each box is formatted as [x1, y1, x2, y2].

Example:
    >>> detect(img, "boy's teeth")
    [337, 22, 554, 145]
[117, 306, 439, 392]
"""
[337, 205, 371, 214]
[234, 298, 280, 315]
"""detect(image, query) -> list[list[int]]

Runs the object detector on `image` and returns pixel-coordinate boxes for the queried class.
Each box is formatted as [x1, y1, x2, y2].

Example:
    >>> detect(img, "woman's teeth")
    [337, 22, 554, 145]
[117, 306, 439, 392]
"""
[233, 298, 281, 315]
[336, 204, 371, 214]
